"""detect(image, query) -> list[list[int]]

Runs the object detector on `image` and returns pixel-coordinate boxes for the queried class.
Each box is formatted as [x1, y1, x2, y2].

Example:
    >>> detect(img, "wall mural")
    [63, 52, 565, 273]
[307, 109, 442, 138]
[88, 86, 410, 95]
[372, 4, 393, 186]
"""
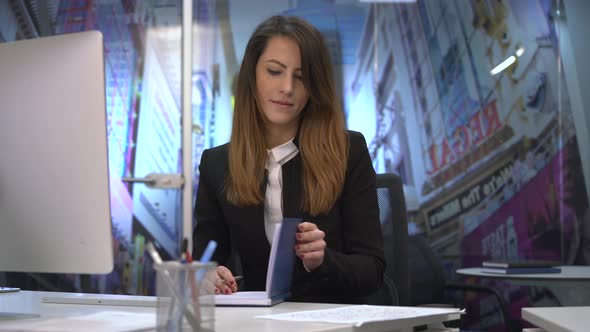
[198, 4, 589, 322]
[1, 3, 587, 324]
[408, 0, 584, 261]
[388, 1, 588, 328]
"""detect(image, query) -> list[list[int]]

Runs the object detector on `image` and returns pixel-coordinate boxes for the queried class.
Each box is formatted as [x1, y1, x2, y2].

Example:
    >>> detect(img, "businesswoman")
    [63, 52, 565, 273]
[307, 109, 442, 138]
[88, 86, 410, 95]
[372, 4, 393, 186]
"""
[193, 15, 384, 304]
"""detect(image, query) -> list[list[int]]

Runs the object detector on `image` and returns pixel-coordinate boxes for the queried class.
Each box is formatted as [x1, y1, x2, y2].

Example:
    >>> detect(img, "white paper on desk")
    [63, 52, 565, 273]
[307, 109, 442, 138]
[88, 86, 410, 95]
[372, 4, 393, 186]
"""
[0, 311, 155, 332]
[256, 305, 464, 327]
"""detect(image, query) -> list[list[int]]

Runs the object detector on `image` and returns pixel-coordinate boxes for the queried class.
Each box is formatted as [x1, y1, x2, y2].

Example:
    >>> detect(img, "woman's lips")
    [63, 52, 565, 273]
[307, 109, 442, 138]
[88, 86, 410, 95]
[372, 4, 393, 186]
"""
[271, 100, 293, 107]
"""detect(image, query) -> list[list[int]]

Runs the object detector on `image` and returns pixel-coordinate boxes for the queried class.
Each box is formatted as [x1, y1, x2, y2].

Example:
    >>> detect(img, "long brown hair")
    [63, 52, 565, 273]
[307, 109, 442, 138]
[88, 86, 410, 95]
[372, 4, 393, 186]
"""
[227, 15, 348, 216]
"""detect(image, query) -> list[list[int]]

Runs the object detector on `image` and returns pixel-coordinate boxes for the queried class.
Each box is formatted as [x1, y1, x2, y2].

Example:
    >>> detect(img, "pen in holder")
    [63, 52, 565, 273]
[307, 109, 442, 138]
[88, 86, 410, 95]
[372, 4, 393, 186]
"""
[154, 261, 217, 332]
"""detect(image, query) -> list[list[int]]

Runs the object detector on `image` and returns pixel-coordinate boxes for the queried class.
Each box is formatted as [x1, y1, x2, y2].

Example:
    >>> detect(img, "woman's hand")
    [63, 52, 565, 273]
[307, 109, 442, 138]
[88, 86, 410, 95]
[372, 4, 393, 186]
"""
[206, 265, 238, 295]
[294, 222, 326, 271]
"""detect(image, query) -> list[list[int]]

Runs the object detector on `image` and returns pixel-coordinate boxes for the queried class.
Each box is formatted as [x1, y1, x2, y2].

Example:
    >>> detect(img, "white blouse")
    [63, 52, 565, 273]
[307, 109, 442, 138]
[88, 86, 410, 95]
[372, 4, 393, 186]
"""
[264, 138, 299, 244]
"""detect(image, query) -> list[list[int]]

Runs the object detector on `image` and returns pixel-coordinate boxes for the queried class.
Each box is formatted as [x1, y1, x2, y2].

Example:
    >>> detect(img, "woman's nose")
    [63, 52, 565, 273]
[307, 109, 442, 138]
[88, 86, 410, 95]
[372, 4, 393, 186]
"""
[280, 76, 294, 95]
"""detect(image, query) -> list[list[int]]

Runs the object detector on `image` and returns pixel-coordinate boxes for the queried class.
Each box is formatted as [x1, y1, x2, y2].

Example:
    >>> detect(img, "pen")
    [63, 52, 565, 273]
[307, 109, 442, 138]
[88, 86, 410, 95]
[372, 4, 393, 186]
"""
[198, 240, 217, 263]
[221, 275, 244, 285]
[146, 242, 163, 265]
[174, 239, 189, 328]
[197, 240, 217, 281]
[181, 238, 189, 262]
[184, 239, 201, 320]
[185, 244, 193, 264]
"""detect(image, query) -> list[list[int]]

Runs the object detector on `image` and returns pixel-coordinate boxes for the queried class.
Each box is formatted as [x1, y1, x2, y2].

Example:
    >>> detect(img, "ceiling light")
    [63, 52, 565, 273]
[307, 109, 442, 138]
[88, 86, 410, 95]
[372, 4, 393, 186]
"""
[490, 55, 516, 76]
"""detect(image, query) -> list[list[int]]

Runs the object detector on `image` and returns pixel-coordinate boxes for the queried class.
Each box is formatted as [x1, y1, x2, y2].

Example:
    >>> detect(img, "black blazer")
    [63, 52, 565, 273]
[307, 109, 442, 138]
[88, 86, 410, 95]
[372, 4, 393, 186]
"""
[193, 130, 385, 304]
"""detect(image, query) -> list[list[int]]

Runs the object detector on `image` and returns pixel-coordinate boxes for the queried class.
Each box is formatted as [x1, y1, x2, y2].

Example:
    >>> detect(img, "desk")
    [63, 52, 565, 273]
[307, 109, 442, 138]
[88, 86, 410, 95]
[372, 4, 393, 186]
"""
[0, 291, 460, 332]
[521, 306, 590, 332]
[456, 266, 590, 306]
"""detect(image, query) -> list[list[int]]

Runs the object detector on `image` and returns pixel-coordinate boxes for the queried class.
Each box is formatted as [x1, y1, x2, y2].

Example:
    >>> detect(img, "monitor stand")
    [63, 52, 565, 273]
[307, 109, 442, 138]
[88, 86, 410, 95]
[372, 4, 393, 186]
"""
[0, 287, 40, 320]
[41, 293, 158, 307]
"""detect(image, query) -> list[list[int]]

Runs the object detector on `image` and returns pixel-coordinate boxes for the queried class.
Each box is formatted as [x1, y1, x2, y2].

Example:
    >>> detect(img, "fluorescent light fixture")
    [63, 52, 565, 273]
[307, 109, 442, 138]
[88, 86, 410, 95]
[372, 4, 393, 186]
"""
[490, 46, 524, 76]
[490, 55, 516, 76]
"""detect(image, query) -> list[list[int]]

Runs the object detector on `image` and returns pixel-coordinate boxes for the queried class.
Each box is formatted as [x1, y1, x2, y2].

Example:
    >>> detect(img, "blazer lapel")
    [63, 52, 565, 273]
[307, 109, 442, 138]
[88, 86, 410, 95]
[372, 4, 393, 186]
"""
[282, 154, 303, 219]
[253, 170, 270, 250]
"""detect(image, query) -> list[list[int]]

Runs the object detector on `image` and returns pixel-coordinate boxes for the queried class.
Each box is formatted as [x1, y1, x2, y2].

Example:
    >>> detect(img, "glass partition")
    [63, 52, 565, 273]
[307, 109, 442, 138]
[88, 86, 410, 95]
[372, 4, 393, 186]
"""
[190, 0, 588, 329]
[0, 0, 185, 296]
[1, 3, 588, 324]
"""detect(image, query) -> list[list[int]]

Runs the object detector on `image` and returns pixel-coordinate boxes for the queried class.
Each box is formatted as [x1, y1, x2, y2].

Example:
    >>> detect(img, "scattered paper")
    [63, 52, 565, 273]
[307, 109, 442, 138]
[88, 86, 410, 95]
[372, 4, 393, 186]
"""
[0, 311, 155, 332]
[256, 305, 464, 327]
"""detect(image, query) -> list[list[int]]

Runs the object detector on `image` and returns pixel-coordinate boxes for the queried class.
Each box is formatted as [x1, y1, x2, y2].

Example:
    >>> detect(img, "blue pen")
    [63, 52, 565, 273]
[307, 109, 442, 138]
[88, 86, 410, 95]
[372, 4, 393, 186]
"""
[197, 240, 217, 281]
[199, 240, 217, 263]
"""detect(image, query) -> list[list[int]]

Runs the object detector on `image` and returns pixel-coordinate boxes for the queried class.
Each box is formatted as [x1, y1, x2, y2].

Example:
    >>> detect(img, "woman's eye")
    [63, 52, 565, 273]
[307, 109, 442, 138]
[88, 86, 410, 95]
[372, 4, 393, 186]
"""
[267, 69, 281, 76]
[294, 75, 303, 81]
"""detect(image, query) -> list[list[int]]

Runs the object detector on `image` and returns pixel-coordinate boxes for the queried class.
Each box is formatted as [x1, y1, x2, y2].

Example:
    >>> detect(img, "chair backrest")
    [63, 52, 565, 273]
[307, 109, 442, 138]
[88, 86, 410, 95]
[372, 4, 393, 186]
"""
[407, 234, 447, 305]
[375, 173, 410, 306]
[406, 234, 515, 331]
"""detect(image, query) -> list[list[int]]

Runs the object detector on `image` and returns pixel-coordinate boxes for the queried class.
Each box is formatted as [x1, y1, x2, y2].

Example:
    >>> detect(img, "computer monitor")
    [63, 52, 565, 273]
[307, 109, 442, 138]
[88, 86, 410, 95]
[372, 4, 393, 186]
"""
[0, 31, 113, 275]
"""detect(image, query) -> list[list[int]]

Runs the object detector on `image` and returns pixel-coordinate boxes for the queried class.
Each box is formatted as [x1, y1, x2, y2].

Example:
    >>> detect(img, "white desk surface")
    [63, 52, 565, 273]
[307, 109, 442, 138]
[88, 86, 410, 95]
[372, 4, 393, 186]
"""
[456, 266, 590, 306]
[0, 291, 459, 332]
[522, 306, 590, 332]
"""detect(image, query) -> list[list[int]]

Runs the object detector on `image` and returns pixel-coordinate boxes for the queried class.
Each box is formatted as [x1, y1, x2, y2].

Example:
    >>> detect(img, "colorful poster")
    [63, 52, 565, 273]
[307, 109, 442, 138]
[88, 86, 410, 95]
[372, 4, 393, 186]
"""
[414, 0, 565, 195]
[403, 1, 587, 264]
[462, 143, 578, 267]
[132, 36, 182, 258]
[2, 1, 587, 308]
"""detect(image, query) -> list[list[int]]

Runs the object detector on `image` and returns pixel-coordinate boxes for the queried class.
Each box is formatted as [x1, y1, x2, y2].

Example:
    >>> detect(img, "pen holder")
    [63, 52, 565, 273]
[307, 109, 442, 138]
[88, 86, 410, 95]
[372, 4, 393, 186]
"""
[154, 261, 217, 331]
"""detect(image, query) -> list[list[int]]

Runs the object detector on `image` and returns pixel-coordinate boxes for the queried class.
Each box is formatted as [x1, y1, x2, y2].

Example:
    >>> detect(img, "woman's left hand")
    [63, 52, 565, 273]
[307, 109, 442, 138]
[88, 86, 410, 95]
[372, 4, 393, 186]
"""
[295, 222, 326, 271]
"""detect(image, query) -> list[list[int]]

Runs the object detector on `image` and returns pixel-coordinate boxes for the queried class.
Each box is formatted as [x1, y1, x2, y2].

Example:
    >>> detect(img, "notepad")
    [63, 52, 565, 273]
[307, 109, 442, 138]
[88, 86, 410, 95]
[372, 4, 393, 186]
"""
[481, 267, 562, 275]
[214, 217, 301, 306]
[482, 260, 560, 269]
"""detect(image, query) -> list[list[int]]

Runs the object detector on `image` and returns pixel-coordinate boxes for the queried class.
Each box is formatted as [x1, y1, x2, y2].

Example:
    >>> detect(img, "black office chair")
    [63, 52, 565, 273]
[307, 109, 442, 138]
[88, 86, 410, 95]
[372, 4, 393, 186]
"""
[366, 173, 410, 306]
[408, 234, 515, 331]
[364, 173, 514, 330]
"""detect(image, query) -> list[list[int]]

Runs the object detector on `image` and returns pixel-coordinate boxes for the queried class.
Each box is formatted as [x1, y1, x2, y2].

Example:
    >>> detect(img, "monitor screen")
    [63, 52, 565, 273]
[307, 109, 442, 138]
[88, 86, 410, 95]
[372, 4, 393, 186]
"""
[0, 31, 113, 274]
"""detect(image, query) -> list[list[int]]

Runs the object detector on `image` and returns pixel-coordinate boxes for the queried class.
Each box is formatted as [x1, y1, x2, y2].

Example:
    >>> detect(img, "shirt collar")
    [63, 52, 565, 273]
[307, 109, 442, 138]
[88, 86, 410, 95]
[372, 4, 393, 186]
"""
[267, 138, 298, 165]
